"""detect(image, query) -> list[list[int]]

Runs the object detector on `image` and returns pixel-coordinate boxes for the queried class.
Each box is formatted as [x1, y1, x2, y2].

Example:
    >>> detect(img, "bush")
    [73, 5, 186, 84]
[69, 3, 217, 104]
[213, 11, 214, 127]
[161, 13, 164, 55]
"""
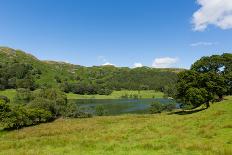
[0, 99, 11, 124]
[0, 95, 10, 103]
[163, 102, 176, 112]
[15, 88, 32, 103]
[31, 88, 67, 117]
[62, 102, 92, 118]
[1, 88, 92, 130]
[1, 104, 52, 130]
[95, 105, 106, 116]
[150, 101, 177, 114]
[150, 101, 164, 114]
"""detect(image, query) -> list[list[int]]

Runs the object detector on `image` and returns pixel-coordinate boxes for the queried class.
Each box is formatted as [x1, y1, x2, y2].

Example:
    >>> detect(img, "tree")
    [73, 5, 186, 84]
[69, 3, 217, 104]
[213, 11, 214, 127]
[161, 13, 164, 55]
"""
[185, 88, 211, 108]
[31, 88, 67, 118]
[176, 53, 232, 109]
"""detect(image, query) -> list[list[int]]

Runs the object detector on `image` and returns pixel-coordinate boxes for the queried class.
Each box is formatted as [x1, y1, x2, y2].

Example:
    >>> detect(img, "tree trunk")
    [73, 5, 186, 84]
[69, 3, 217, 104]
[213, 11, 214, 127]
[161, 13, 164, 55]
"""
[205, 102, 210, 109]
[218, 95, 223, 101]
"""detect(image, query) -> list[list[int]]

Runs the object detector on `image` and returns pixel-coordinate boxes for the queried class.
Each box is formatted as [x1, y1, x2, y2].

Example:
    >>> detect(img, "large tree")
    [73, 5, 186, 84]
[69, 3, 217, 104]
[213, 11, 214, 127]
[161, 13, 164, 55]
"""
[176, 53, 232, 109]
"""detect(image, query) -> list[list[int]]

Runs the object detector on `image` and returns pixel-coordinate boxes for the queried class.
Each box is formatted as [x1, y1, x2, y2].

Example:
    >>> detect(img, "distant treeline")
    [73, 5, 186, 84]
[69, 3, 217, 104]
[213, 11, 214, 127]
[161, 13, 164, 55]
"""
[0, 47, 180, 95]
[60, 66, 179, 95]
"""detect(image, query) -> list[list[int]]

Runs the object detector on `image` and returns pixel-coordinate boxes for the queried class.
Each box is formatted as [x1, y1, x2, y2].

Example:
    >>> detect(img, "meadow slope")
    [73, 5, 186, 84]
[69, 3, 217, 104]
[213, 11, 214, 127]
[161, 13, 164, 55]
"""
[0, 97, 232, 155]
[0, 89, 163, 100]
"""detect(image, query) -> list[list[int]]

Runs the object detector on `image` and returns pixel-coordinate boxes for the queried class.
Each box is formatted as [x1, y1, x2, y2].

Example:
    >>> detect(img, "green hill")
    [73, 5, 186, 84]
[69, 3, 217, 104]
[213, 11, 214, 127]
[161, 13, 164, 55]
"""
[0, 47, 77, 88]
[0, 96, 231, 155]
[0, 47, 184, 93]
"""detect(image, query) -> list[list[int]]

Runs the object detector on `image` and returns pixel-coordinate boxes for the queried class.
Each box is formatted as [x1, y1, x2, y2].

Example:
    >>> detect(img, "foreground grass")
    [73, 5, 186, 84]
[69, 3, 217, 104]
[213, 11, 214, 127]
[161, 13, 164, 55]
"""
[0, 97, 232, 155]
[67, 90, 164, 99]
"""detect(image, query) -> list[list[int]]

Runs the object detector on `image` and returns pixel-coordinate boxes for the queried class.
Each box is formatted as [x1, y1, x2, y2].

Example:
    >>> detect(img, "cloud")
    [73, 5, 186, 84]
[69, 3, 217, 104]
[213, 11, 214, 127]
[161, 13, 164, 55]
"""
[192, 0, 232, 31]
[133, 62, 143, 68]
[190, 41, 218, 47]
[102, 62, 115, 66]
[97, 56, 107, 62]
[98, 56, 115, 66]
[152, 57, 178, 68]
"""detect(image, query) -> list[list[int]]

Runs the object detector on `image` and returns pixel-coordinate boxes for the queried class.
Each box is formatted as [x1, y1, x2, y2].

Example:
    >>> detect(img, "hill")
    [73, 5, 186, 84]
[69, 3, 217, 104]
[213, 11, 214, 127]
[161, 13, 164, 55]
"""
[0, 47, 77, 88]
[0, 47, 184, 93]
[0, 96, 231, 155]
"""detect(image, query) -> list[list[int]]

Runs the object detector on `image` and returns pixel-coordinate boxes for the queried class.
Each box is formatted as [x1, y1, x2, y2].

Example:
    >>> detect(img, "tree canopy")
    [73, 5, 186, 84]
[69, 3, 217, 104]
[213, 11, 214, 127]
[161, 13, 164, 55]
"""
[175, 53, 232, 108]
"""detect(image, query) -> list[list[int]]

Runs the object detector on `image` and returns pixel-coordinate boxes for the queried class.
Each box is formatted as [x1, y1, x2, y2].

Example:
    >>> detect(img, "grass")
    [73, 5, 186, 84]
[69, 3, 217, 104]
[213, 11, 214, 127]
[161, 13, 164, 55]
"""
[67, 90, 164, 99]
[0, 89, 16, 101]
[0, 97, 232, 155]
[0, 89, 164, 100]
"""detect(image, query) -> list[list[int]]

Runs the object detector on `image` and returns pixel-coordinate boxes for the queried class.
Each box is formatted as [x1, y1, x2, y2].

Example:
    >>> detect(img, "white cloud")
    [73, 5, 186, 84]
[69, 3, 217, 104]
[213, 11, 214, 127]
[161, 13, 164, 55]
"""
[190, 41, 218, 47]
[97, 56, 107, 62]
[102, 62, 115, 66]
[152, 57, 178, 68]
[133, 62, 143, 68]
[192, 0, 232, 31]
[98, 56, 115, 66]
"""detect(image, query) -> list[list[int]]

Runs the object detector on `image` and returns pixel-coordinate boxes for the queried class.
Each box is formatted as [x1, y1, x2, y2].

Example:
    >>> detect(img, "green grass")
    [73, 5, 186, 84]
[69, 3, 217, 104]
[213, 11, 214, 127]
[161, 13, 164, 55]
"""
[0, 89, 163, 100]
[67, 90, 164, 99]
[0, 96, 232, 155]
[0, 89, 16, 101]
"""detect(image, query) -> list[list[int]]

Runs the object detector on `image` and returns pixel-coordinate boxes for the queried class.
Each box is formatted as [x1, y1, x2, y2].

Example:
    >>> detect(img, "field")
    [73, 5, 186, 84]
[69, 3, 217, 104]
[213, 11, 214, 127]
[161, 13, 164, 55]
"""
[67, 90, 164, 99]
[0, 89, 16, 101]
[0, 90, 164, 100]
[0, 96, 231, 155]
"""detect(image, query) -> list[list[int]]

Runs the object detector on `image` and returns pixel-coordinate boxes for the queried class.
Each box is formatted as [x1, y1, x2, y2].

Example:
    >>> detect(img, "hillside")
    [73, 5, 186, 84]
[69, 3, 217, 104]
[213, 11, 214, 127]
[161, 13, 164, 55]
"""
[0, 47, 77, 88]
[0, 47, 184, 92]
[0, 96, 231, 155]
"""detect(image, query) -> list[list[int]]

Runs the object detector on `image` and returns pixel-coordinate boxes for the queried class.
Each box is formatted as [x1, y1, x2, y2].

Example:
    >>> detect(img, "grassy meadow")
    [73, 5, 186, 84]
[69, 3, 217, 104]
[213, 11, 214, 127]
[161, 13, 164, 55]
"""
[0, 89, 16, 101]
[67, 90, 164, 99]
[0, 96, 231, 155]
[0, 89, 164, 100]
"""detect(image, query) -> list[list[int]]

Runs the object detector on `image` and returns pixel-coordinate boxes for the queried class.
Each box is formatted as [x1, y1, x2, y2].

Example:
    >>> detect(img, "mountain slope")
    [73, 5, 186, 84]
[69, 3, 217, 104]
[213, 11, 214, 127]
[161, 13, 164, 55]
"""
[0, 47, 76, 87]
[0, 47, 184, 91]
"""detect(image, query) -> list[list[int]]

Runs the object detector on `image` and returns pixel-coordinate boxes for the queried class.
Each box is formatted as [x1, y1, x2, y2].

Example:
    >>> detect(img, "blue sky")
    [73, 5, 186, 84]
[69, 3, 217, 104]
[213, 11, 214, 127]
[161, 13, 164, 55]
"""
[0, 0, 232, 68]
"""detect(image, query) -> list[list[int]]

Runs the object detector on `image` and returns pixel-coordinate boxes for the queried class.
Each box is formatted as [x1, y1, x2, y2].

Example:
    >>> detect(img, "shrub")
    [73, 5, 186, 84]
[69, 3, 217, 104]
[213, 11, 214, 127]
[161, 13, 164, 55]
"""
[1, 102, 52, 130]
[62, 102, 92, 118]
[150, 101, 164, 114]
[15, 88, 32, 103]
[31, 88, 67, 117]
[95, 105, 106, 116]
[0, 99, 11, 124]
[150, 101, 177, 114]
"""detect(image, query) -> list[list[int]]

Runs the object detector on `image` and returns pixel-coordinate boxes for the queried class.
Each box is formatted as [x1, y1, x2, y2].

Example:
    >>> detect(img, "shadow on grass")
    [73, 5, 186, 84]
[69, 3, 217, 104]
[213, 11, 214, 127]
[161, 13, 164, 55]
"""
[3, 117, 57, 131]
[168, 108, 207, 115]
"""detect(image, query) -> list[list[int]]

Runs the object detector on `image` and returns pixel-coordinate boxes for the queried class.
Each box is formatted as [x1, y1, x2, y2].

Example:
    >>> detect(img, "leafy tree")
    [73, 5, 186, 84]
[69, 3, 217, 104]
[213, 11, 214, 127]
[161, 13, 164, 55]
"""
[31, 88, 67, 117]
[176, 53, 232, 109]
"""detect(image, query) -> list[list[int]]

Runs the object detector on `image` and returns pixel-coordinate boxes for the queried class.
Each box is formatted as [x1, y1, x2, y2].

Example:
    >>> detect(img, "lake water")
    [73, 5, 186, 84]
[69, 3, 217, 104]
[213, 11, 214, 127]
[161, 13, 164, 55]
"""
[69, 98, 176, 116]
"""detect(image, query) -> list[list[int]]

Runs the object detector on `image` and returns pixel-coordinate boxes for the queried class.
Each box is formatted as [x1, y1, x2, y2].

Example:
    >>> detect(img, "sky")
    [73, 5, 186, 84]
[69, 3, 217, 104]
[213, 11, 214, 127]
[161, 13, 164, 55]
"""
[0, 0, 232, 68]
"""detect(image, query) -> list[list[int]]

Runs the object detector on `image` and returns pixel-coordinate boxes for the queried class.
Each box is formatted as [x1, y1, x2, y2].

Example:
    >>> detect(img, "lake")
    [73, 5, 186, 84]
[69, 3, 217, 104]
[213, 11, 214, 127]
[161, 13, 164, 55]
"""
[69, 98, 176, 116]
